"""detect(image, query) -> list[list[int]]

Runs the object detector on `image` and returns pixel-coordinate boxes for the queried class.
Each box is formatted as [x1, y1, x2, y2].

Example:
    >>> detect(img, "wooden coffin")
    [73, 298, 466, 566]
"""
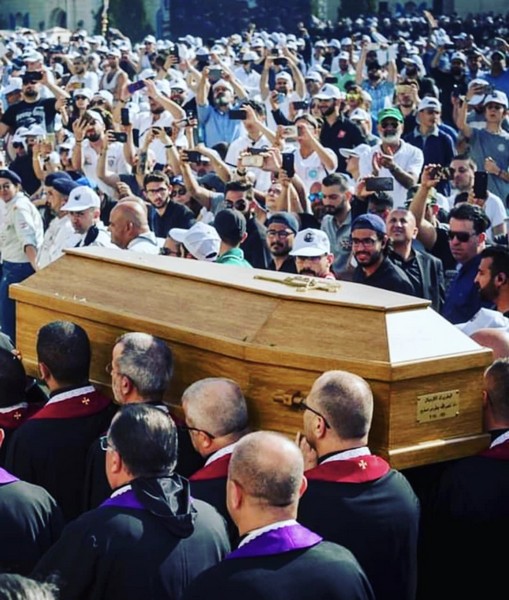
[11, 247, 492, 469]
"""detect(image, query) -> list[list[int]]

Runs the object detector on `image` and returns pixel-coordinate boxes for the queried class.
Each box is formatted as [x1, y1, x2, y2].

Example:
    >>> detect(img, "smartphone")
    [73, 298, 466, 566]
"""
[186, 150, 203, 163]
[281, 125, 298, 139]
[276, 92, 285, 104]
[208, 67, 223, 83]
[127, 80, 146, 94]
[429, 166, 451, 181]
[27, 71, 43, 81]
[281, 152, 295, 178]
[324, 75, 338, 84]
[120, 107, 130, 126]
[170, 46, 180, 61]
[111, 131, 128, 143]
[164, 126, 172, 136]
[292, 100, 309, 110]
[241, 154, 264, 168]
[247, 147, 268, 155]
[138, 150, 148, 172]
[228, 109, 247, 120]
[365, 177, 394, 192]
[473, 171, 488, 199]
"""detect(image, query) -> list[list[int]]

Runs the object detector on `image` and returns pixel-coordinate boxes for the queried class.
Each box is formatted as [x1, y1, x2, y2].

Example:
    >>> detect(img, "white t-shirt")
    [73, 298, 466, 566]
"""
[133, 110, 186, 165]
[446, 190, 506, 242]
[81, 140, 131, 198]
[294, 146, 338, 196]
[224, 134, 272, 191]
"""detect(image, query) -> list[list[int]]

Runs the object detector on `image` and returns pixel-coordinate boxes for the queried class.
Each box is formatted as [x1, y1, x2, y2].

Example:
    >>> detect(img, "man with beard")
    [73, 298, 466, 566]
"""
[315, 84, 366, 173]
[65, 55, 99, 93]
[351, 214, 415, 295]
[265, 212, 299, 273]
[71, 109, 131, 198]
[359, 108, 424, 208]
[319, 173, 357, 279]
[474, 246, 509, 316]
[430, 49, 469, 127]
[143, 171, 196, 238]
[99, 48, 128, 103]
[387, 208, 445, 312]
[61, 185, 113, 248]
[0, 71, 68, 138]
[130, 78, 186, 168]
[289, 228, 335, 279]
[196, 70, 248, 147]
[355, 39, 396, 117]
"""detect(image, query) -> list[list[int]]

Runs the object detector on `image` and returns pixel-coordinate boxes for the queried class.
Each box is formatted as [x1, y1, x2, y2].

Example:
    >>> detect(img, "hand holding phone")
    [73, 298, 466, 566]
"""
[127, 80, 146, 95]
[120, 108, 130, 126]
[281, 152, 295, 178]
[473, 170, 488, 199]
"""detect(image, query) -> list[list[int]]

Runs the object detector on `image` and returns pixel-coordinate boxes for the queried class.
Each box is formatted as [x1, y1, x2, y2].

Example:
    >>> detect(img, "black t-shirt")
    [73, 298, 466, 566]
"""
[2, 98, 58, 133]
[150, 200, 196, 238]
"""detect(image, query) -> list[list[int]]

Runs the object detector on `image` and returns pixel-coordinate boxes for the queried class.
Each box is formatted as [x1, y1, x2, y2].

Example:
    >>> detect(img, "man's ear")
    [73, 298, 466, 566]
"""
[38, 362, 50, 381]
[0, 428, 5, 450]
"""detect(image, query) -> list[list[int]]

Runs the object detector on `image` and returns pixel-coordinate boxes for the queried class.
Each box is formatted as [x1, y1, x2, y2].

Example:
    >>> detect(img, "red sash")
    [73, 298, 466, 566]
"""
[480, 439, 509, 460]
[305, 455, 391, 483]
[30, 389, 111, 420]
[190, 454, 231, 481]
[0, 403, 42, 429]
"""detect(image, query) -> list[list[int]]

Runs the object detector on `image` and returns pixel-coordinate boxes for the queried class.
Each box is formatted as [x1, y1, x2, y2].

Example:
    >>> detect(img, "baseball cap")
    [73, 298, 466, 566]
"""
[289, 228, 330, 257]
[73, 87, 93, 100]
[0, 169, 22, 185]
[106, 48, 121, 58]
[19, 124, 46, 137]
[212, 79, 233, 92]
[139, 68, 157, 80]
[143, 35, 156, 44]
[169, 222, 220, 262]
[351, 213, 386, 235]
[451, 51, 467, 63]
[377, 107, 404, 123]
[417, 97, 441, 112]
[61, 186, 101, 211]
[52, 178, 80, 196]
[484, 90, 508, 108]
[214, 209, 247, 241]
[275, 71, 293, 83]
[339, 51, 349, 61]
[93, 90, 114, 105]
[2, 78, 22, 96]
[241, 51, 258, 62]
[305, 71, 322, 82]
[349, 108, 371, 121]
[314, 83, 342, 100]
[265, 211, 300, 234]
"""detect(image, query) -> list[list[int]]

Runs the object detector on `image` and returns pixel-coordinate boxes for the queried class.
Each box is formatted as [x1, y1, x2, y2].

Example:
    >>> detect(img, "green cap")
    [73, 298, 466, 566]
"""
[377, 107, 404, 123]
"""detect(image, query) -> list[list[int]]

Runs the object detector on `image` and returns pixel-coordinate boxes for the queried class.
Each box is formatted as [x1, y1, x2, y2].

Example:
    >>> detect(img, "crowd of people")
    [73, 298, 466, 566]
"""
[1, 8, 509, 599]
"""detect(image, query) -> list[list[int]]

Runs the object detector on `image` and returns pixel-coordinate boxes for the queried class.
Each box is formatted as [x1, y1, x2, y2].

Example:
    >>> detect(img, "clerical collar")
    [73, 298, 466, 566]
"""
[110, 484, 132, 498]
[0, 401, 28, 414]
[318, 446, 371, 465]
[490, 429, 509, 448]
[239, 519, 297, 548]
[205, 442, 237, 467]
[47, 384, 95, 404]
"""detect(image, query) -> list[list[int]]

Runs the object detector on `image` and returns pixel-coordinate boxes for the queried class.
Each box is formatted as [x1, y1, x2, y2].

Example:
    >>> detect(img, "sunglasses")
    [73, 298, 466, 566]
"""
[309, 192, 323, 202]
[170, 188, 187, 197]
[380, 121, 400, 129]
[225, 199, 248, 211]
[447, 230, 474, 242]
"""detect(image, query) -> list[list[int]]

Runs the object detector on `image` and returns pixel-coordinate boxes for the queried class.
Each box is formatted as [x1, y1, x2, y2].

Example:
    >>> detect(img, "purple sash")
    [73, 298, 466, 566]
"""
[0, 467, 19, 485]
[100, 488, 145, 510]
[227, 523, 322, 560]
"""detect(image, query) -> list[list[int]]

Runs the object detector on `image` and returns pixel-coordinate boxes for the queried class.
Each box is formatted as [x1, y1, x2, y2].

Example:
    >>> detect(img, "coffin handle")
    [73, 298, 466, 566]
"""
[272, 390, 306, 407]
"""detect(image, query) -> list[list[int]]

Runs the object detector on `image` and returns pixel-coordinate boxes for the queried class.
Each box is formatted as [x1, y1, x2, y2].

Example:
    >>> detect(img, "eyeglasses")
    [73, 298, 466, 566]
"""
[447, 230, 475, 242]
[146, 187, 167, 195]
[170, 188, 187, 197]
[100, 435, 116, 451]
[351, 237, 378, 247]
[178, 424, 216, 439]
[298, 400, 330, 429]
[74, 95, 88, 100]
[308, 192, 323, 202]
[225, 199, 248, 211]
[267, 229, 294, 238]
[91, 99, 106, 106]
[380, 121, 399, 129]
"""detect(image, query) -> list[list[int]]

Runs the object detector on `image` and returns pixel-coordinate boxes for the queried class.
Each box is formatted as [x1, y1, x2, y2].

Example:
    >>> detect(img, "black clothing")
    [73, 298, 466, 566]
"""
[298, 457, 420, 600]
[320, 115, 366, 173]
[389, 248, 445, 312]
[429, 68, 468, 127]
[242, 215, 271, 269]
[5, 386, 115, 522]
[184, 532, 374, 600]
[0, 469, 64, 575]
[150, 200, 196, 238]
[1, 97, 59, 133]
[353, 256, 416, 295]
[268, 255, 298, 273]
[33, 476, 230, 600]
[9, 154, 41, 196]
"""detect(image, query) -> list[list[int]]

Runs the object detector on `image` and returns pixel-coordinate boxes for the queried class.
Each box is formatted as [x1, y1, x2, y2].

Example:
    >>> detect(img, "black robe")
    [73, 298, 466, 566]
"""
[5, 385, 115, 522]
[298, 453, 420, 600]
[183, 522, 374, 600]
[0, 468, 64, 575]
[33, 475, 230, 600]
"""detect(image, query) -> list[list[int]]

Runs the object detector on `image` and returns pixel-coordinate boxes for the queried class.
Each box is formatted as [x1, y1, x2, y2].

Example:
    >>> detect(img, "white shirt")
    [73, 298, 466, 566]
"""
[446, 190, 506, 242]
[81, 140, 131, 198]
[126, 232, 160, 254]
[224, 134, 272, 192]
[233, 66, 261, 100]
[0, 191, 44, 262]
[133, 110, 186, 165]
[359, 140, 424, 208]
[37, 214, 81, 269]
[294, 146, 338, 196]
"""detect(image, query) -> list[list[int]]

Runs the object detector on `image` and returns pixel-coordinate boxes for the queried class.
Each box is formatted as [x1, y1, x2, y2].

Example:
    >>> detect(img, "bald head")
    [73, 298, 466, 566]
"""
[484, 357, 509, 423]
[471, 328, 509, 359]
[109, 200, 151, 248]
[117, 195, 149, 214]
[182, 377, 248, 438]
[309, 370, 373, 440]
[229, 431, 304, 507]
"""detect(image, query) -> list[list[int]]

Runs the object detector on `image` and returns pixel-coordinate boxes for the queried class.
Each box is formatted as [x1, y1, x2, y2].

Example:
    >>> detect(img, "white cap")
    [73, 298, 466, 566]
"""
[275, 71, 293, 82]
[19, 124, 46, 137]
[93, 90, 114, 105]
[106, 47, 121, 58]
[417, 96, 442, 112]
[349, 108, 371, 121]
[305, 71, 323, 82]
[212, 78, 233, 92]
[61, 186, 101, 211]
[339, 143, 371, 158]
[139, 68, 157, 80]
[290, 228, 330, 257]
[339, 51, 349, 61]
[484, 90, 508, 108]
[143, 35, 156, 44]
[73, 87, 93, 100]
[169, 222, 220, 261]
[450, 51, 467, 63]
[314, 83, 342, 100]
[241, 51, 258, 62]
[2, 77, 22, 95]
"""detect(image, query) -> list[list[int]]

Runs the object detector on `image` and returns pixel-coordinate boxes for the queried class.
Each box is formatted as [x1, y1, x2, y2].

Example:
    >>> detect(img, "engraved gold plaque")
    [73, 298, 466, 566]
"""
[417, 390, 460, 423]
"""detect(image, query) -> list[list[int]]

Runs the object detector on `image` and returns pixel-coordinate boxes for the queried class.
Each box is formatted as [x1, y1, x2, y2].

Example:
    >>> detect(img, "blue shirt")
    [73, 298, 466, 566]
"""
[196, 104, 244, 147]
